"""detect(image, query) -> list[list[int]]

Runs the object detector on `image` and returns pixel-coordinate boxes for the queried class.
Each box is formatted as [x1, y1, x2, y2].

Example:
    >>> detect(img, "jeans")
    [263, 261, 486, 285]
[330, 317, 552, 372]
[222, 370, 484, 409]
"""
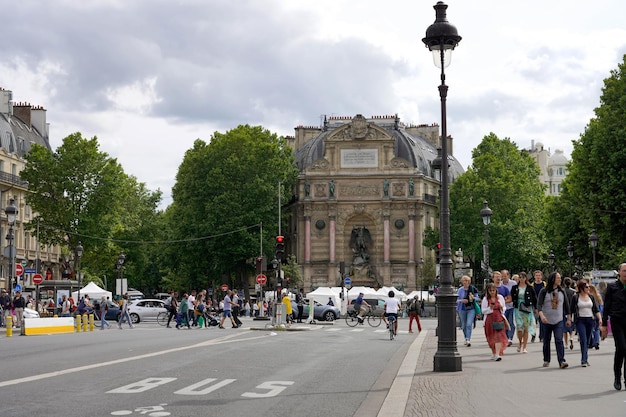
[458, 308, 476, 341]
[575, 317, 594, 363]
[505, 307, 516, 340]
[118, 310, 133, 327]
[591, 317, 601, 347]
[100, 311, 110, 329]
[543, 320, 566, 364]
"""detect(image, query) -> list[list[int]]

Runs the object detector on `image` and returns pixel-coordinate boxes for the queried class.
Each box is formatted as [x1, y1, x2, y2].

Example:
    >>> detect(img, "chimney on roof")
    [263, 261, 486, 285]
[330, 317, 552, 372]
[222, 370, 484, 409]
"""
[0, 88, 13, 116]
[31, 105, 49, 139]
[13, 102, 32, 128]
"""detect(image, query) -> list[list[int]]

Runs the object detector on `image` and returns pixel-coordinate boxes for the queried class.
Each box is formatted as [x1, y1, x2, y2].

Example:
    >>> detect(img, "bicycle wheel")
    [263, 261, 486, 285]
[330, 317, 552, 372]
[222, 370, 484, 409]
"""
[367, 314, 382, 327]
[345, 313, 359, 327]
[389, 319, 396, 340]
[156, 311, 168, 326]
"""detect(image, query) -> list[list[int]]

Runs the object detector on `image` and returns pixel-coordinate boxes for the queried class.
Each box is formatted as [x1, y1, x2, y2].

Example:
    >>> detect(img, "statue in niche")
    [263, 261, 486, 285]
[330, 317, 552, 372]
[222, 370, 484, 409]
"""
[304, 180, 310, 199]
[349, 226, 374, 283]
[329, 179, 335, 199]
[383, 179, 389, 198]
[409, 178, 414, 197]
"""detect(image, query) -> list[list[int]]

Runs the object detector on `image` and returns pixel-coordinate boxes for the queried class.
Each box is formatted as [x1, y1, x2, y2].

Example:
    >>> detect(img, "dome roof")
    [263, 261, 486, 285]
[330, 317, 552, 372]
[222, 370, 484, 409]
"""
[548, 149, 568, 166]
[293, 115, 464, 181]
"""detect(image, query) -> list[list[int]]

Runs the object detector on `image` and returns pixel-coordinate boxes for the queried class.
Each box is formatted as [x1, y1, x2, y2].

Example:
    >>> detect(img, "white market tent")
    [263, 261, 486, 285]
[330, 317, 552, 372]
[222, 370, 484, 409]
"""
[376, 286, 408, 301]
[72, 282, 112, 301]
[306, 286, 341, 307]
[405, 290, 432, 301]
[346, 286, 379, 300]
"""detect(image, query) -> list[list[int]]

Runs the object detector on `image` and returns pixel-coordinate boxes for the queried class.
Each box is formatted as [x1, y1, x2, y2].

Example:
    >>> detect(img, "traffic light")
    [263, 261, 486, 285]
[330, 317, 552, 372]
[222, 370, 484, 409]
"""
[435, 242, 441, 264]
[255, 256, 264, 274]
[275, 235, 285, 261]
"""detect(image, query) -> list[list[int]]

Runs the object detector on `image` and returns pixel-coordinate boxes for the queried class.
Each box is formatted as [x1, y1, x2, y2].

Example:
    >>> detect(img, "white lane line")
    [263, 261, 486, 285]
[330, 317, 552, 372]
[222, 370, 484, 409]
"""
[377, 330, 427, 417]
[0, 332, 266, 388]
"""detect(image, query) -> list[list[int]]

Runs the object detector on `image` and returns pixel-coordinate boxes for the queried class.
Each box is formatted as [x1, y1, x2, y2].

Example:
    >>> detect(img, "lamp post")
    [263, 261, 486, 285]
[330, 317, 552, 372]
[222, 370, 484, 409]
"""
[480, 201, 492, 284]
[5, 198, 18, 293]
[548, 250, 555, 272]
[422, 1, 462, 372]
[75, 242, 83, 300]
[566, 241, 574, 278]
[589, 229, 598, 273]
[419, 257, 425, 293]
[116, 252, 126, 295]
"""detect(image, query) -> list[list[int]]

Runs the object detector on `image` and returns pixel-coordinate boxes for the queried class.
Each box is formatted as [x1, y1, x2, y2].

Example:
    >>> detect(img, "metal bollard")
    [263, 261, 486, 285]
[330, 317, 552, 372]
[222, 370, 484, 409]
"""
[75, 314, 82, 332]
[6, 315, 12, 337]
[89, 313, 95, 331]
[82, 314, 88, 332]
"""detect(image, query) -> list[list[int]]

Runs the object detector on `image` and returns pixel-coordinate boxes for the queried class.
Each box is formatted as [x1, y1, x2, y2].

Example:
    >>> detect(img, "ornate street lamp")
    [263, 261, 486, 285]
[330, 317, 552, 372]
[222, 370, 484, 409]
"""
[566, 241, 574, 278]
[5, 198, 18, 293]
[548, 250, 555, 272]
[422, 1, 462, 372]
[75, 242, 84, 300]
[419, 257, 425, 292]
[589, 229, 599, 272]
[480, 201, 492, 282]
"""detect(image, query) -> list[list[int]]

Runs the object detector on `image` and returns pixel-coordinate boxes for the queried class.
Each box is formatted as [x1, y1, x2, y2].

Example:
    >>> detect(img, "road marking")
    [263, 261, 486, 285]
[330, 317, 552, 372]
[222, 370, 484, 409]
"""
[0, 332, 265, 388]
[377, 330, 427, 417]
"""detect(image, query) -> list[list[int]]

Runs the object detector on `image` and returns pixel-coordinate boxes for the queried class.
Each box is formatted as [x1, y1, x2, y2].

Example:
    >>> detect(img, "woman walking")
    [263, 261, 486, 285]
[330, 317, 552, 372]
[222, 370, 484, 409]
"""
[511, 272, 537, 353]
[456, 276, 478, 346]
[481, 283, 508, 361]
[588, 283, 603, 350]
[117, 294, 134, 329]
[537, 272, 572, 368]
[99, 296, 111, 330]
[571, 280, 602, 367]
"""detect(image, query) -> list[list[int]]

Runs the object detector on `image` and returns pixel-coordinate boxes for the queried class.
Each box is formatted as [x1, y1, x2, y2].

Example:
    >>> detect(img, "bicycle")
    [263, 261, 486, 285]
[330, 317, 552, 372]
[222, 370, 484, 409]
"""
[157, 311, 169, 326]
[387, 314, 397, 340]
[345, 306, 382, 327]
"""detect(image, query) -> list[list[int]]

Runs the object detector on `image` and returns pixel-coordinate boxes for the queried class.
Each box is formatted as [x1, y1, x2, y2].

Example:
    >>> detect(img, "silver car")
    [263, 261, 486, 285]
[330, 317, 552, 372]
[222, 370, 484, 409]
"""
[126, 299, 167, 323]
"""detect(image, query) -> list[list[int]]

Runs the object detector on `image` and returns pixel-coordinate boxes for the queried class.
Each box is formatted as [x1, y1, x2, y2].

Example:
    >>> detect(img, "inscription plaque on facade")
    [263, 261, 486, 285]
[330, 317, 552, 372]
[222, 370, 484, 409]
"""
[341, 149, 378, 168]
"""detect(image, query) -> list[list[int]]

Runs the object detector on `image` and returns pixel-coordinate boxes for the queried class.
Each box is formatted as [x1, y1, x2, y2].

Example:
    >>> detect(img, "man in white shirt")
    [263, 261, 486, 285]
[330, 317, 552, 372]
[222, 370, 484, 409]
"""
[383, 291, 401, 335]
[187, 290, 196, 326]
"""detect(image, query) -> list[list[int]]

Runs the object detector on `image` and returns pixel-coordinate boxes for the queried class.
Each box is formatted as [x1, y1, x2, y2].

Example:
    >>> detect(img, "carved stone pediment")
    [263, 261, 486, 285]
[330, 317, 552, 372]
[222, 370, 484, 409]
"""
[389, 157, 410, 168]
[309, 158, 330, 170]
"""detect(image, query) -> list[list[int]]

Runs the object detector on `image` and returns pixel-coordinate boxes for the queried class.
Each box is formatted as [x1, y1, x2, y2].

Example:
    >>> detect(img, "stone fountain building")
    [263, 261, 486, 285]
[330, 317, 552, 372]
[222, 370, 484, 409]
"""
[286, 114, 464, 291]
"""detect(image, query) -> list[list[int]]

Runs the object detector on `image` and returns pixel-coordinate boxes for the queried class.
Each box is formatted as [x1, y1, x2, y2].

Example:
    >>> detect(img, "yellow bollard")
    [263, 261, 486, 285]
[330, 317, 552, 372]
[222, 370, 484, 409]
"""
[75, 314, 82, 332]
[89, 313, 95, 331]
[6, 315, 12, 337]
[82, 314, 88, 332]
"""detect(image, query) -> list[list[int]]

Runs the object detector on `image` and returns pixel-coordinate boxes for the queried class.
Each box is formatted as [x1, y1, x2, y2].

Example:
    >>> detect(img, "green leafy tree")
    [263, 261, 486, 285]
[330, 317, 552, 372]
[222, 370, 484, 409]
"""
[450, 133, 548, 275]
[21, 133, 162, 289]
[552, 55, 626, 270]
[165, 125, 299, 291]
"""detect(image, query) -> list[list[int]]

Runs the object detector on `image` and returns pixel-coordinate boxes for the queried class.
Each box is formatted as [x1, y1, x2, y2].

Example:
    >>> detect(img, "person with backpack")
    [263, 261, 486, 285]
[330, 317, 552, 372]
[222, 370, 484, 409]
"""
[456, 275, 479, 347]
[408, 295, 422, 333]
[164, 291, 178, 328]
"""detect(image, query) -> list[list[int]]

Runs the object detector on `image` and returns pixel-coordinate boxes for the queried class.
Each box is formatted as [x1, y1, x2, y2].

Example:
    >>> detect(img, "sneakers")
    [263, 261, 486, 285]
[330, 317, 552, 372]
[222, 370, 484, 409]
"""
[569, 340, 573, 350]
[495, 356, 502, 362]
[523, 348, 528, 353]
[543, 362, 550, 367]
[466, 342, 471, 347]
[559, 362, 569, 369]
[531, 335, 536, 343]
[507, 340, 513, 347]
[581, 362, 588, 367]
[409, 330, 414, 333]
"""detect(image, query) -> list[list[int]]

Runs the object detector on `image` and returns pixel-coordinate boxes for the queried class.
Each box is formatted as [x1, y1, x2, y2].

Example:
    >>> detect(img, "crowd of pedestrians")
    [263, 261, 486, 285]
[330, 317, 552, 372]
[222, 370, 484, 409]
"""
[457, 264, 626, 391]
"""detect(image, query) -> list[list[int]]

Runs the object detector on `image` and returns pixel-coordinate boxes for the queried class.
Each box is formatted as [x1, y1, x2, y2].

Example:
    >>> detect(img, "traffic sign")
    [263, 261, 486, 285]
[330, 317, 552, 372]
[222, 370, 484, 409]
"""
[14, 284, 22, 292]
[221, 284, 229, 291]
[344, 276, 352, 286]
[15, 264, 24, 276]
[33, 273, 44, 285]
[256, 274, 267, 285]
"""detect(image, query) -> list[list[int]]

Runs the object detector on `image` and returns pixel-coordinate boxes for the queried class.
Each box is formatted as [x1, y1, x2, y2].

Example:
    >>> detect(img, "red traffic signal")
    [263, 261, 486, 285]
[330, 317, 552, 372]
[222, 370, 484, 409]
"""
[275, 235, 285, 260]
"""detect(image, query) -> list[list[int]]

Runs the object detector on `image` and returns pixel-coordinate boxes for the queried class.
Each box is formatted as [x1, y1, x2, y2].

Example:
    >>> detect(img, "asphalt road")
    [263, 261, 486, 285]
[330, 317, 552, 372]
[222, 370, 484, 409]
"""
[0, 317, 426, 417]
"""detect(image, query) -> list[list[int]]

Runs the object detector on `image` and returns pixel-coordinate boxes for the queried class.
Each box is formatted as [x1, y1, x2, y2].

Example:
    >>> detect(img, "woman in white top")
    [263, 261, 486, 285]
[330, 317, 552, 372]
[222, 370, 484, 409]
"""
[571, 280, 602, 367]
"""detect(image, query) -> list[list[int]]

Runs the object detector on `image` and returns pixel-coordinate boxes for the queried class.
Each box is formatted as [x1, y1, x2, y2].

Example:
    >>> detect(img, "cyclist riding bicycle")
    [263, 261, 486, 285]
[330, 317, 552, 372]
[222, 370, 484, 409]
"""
[382, 290, 400, 335]
[354, 292, 370, 323]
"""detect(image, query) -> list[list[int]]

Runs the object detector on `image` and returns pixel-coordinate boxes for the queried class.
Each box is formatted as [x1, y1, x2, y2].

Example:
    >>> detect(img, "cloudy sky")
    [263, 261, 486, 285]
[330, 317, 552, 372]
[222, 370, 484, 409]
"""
[2, 0, 625, 209]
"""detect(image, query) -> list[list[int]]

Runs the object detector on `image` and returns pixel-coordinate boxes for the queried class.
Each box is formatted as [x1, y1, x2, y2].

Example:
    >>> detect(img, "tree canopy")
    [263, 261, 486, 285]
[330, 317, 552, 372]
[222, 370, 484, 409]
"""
[163, 125, 299, 291]
[551, 54, 626, 269]
[450, 133, 547, 276]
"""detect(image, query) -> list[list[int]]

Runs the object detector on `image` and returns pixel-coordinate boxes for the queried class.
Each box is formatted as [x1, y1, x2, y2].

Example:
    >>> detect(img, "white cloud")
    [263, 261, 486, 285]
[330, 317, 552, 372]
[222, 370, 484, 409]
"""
[1, 0, 625, 209]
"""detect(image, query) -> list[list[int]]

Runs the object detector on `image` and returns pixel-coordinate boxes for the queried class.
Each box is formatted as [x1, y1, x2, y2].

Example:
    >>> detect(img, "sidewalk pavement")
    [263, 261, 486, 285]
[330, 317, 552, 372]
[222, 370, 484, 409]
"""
[383, 324, 626, 417]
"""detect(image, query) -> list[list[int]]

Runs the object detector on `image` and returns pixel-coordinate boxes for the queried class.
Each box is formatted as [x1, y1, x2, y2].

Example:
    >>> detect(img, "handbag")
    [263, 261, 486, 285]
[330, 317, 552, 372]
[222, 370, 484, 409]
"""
[492, 321, 505, 331]
[473, 300, 482, 316]
[519, 302, 533, 313]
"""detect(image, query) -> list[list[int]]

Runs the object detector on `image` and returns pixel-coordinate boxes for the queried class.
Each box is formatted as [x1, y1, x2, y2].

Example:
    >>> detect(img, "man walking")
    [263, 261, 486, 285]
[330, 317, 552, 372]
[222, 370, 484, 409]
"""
[219, 290, 238, 329]
[601, 263, 626, 390]
[296, 288, 305, 323]
[532, 270, 546, 343]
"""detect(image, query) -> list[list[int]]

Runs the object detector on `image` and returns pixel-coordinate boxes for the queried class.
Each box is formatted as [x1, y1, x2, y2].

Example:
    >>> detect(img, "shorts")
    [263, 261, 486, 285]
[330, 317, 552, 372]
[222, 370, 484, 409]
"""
[384, 313, 398, 320]
[222, 310, 232, 318]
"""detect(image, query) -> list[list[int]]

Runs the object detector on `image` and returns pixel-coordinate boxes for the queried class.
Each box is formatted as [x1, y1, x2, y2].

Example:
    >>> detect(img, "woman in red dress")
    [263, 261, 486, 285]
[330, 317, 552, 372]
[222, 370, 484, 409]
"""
[481, 283, 509, 361]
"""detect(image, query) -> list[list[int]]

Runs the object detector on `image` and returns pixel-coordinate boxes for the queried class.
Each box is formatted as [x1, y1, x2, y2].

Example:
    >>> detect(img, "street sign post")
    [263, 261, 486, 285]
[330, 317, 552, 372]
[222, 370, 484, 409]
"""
[344, 276, 352, 286]
[256, 274, 267, 285]
[221, 284, 229, 291]
[15, 264, 24, 276]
